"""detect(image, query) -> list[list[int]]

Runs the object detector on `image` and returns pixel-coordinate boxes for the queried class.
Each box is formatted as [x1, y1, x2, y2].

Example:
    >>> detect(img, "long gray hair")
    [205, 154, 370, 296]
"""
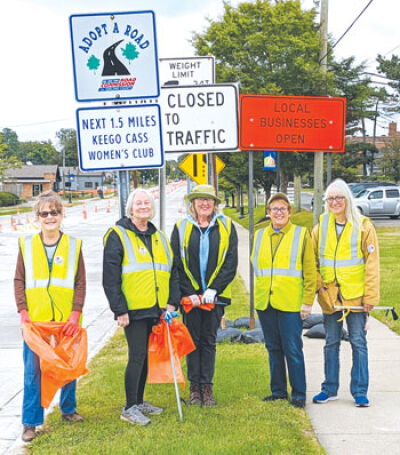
[324, 179, 362, 228]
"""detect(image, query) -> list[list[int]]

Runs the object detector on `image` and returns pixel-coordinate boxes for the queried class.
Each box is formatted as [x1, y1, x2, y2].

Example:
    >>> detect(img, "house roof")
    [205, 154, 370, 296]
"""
[4, 165, 59, 179]
[60, 167, 104, 177]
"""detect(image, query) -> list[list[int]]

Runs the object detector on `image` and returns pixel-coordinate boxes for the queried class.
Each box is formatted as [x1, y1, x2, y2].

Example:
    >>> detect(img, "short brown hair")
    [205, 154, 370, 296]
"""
[267, 192, 291, 210]
[33, 191, 63, 216]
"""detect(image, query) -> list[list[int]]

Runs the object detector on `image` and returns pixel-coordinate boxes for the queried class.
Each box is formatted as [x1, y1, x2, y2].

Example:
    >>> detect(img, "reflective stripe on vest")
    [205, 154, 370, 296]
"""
[318, 213, 365, 299]
[24, 236, 77, 290]
[319, 213, 365, 267]
[251, 224, 306, 312]
[109, 225, 172, 310]
[177, 216, 232, 299]
[252, 225, 303, 278]
[115, 226, 172, 274]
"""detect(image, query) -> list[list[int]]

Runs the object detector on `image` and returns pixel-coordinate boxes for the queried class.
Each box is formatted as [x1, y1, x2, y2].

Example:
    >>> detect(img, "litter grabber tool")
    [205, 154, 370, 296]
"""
[166, 321, 183, 421]
[334, 305, 398, 321]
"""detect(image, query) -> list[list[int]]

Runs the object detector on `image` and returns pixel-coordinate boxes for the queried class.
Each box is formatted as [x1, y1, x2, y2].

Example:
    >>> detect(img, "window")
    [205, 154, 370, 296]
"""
[32, 184, 42, 197]
[84, 182, 93, 189]
[368, 191, 383, 200]
[65, 182, 71, 188]
[386, 189, 399, 198]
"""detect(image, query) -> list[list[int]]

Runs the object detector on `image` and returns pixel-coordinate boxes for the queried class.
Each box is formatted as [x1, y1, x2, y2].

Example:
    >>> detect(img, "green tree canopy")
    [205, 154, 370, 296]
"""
[56, 128, 78, 167]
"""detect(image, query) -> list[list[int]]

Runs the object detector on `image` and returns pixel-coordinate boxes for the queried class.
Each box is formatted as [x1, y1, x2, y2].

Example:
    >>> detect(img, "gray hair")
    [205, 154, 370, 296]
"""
[324, 179, 362, 228]
[125, 188, 156, 219]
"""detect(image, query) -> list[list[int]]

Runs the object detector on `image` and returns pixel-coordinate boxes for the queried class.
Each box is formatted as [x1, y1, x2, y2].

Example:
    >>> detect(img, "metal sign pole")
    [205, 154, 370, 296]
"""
[159, 166, 166, 231]
[248, 150, 255, 329]
[118, 170, 130, 218]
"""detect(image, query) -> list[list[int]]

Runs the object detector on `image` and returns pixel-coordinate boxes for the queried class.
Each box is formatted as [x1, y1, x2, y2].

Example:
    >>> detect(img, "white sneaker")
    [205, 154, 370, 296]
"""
[121, 405, 151, 425]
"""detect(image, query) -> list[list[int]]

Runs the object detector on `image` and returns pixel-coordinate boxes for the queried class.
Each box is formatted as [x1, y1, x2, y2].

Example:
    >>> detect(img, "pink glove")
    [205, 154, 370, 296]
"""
[20, 309, 31, 326]
[63, 310, 81, 337]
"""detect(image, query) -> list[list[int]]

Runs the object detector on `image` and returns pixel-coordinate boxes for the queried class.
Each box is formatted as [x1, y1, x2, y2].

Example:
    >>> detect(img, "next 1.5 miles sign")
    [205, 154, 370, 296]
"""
[76, 104, 163, 171]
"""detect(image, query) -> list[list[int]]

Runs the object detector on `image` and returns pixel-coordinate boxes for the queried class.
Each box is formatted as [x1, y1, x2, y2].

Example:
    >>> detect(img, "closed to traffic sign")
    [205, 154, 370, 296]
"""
[240, 95, 346, 153]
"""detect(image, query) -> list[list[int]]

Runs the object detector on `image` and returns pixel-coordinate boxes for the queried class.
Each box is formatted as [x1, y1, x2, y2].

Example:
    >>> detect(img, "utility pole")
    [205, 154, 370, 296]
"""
[313, 0, 328, 224]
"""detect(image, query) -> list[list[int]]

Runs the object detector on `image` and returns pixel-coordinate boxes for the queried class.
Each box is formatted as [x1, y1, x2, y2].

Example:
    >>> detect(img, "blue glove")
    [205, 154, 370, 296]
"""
[164, 310, 179, 325]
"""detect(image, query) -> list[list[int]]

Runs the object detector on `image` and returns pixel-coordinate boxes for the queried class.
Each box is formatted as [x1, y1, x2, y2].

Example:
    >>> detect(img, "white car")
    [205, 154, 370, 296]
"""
[355, 186, 400, 218]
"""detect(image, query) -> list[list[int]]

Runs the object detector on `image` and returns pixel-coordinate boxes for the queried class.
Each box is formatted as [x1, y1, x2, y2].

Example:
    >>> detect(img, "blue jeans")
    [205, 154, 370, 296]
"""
[22, 342, 77, 426]
[322, 311, 368, 398]
[257, 306, 306, 400]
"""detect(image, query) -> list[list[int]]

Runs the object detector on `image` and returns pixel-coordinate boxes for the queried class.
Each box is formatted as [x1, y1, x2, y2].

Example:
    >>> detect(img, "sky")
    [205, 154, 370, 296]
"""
[0, 0, 399, 148]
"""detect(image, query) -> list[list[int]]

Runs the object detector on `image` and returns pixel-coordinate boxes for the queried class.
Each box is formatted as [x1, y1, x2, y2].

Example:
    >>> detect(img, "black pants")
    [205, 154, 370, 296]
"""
[183, 305, 224, 385]
[123, 319, 155, 408]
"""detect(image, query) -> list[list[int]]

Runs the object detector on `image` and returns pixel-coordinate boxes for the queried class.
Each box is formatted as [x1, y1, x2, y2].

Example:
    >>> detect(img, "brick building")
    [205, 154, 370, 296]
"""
[2, 165, 60, 199]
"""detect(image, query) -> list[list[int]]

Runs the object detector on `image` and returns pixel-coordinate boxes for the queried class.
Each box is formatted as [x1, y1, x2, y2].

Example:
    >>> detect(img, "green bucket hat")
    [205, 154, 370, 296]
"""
[185, 184, 221, 204]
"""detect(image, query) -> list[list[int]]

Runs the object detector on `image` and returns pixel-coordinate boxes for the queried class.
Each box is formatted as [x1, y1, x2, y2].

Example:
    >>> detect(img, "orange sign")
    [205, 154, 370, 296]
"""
[239, 95, 346, 153]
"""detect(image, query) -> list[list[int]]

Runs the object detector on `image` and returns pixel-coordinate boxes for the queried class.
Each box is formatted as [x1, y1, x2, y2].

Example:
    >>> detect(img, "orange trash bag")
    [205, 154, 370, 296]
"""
[22, 322, 89, 408]
[148, 317, 195, 389]
[181, 296, 215, 313]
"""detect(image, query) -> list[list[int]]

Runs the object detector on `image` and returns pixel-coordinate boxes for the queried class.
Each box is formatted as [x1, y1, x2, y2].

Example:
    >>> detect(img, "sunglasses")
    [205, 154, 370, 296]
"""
[38, 210, 61, 218]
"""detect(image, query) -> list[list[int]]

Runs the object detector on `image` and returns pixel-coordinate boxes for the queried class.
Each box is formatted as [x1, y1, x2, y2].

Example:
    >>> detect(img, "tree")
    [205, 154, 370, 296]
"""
[379, 137, 400, 183]
[56, 128, 78, 167]
[1, 128, 19, 158]
[17, 141, 59, 165]
[87, 55, 101, 73]
[122, 43, 139, 64]
[0, 134, 22, 181]
[377, 54, 400, 97]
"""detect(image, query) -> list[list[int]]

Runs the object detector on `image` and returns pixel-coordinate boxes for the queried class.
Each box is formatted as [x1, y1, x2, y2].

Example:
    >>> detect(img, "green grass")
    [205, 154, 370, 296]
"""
[28, 275, 324, 455]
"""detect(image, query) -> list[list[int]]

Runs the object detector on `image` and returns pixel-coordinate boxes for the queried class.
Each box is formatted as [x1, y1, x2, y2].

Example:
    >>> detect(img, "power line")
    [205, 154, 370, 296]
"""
[319, 0, 375, 64]
[5, 118, 73, 129]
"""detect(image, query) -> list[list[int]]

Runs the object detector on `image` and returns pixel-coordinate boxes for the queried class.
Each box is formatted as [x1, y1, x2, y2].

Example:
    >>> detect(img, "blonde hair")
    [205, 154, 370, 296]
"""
[188, 199, 219, 222]
[125, 188, 156, 219]
[324, 179, 362, 228]
[33, 191, 63, 216]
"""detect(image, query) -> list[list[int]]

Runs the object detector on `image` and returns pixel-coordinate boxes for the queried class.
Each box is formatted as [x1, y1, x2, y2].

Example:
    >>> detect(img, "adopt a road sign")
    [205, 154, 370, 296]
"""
[179, 153, 225, 185]
[70, 11, 160, 102]
[240, 95, 346, 152]
[76, 104, 163, 171]
[159, 56, 215, 86]
[161, 84, 239, 153]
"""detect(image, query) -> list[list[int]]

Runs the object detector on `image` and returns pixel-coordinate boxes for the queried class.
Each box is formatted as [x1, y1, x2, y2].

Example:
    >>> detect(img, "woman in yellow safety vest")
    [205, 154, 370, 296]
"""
[170, 184, 238, 407]
[312, 179, 380, 408]
[14, 191, 86, 443]
[251, 192, 316, 409]
[103, 188, 180, 426]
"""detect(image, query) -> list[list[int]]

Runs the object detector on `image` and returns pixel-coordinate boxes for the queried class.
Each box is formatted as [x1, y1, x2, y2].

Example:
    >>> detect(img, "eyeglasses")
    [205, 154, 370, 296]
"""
[326, 196, 345, 204]
[270, 207, 288, 214]
[196, 198, 214, 203]
[38, 210, 60, 218]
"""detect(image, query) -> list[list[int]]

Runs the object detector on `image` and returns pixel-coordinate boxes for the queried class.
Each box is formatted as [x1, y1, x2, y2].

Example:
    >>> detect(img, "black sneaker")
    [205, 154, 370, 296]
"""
[262, 395, 287, 402]
[290, 399, 306, 409]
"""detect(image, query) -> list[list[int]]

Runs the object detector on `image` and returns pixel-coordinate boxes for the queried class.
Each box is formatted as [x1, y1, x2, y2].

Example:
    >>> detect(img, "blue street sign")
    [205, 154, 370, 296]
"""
[263, 151, 277, 171]
[69, 173, 75, 182]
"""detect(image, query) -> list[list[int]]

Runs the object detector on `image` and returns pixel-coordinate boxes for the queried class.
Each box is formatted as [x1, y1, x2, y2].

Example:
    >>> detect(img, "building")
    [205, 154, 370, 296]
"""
[60, 167, 104, 192]
[2, 165, 60, 199]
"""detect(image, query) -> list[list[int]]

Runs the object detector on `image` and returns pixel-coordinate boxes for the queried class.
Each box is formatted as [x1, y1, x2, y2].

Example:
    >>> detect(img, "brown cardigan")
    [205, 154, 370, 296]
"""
[14, 236, 86, 314]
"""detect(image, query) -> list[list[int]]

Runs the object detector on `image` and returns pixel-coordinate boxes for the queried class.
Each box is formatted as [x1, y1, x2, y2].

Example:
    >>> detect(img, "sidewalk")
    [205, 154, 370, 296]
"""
[234, 221, 400, 455]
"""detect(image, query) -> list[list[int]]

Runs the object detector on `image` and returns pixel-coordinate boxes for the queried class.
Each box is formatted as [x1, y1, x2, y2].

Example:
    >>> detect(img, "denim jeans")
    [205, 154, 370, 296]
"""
[322, 311, 368, 398]
[257, 305, 306, 400]
[22, 342, 77, 426]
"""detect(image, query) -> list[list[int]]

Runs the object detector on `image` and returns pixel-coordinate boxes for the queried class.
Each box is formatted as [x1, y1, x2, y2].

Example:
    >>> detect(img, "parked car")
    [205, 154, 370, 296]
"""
[350, 181, 396, 197]
[355, 186, 400, 218]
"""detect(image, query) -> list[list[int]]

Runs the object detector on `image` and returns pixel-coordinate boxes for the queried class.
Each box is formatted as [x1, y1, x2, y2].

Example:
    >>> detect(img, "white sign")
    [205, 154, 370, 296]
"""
[76, 105, 163, 171]
[161, 84, 239, 153]
[70, 11, 160, 102]
[159, 56, 215, 86]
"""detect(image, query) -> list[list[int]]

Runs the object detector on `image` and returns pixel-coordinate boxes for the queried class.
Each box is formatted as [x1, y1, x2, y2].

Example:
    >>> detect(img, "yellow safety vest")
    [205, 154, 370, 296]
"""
[318, 213, 365, 300]
[104, 226, 173, 310]
[176, 216, 232, 300]
[19, 233, 81, 322]
[251, 224, 306, 312]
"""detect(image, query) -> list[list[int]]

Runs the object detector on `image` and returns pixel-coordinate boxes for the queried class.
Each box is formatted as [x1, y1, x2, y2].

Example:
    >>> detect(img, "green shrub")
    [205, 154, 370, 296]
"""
[0, 192, 20, 207]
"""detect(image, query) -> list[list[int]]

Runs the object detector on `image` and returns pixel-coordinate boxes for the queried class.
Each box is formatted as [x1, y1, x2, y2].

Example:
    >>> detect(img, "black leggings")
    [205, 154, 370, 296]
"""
[124, 319, 155, 408]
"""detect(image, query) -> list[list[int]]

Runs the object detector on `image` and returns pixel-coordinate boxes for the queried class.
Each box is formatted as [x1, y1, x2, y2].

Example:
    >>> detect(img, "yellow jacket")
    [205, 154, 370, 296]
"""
[312, 217, 380, 314]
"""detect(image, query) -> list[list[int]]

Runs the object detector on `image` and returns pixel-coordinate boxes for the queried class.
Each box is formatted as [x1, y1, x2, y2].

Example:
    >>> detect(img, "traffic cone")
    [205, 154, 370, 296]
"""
[94, 204, 98, 213]
[0, 223, 2, 232]
[11, 216, 17, 231]
[107, 200, 111, 213]
[83, 203, 87, 220]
